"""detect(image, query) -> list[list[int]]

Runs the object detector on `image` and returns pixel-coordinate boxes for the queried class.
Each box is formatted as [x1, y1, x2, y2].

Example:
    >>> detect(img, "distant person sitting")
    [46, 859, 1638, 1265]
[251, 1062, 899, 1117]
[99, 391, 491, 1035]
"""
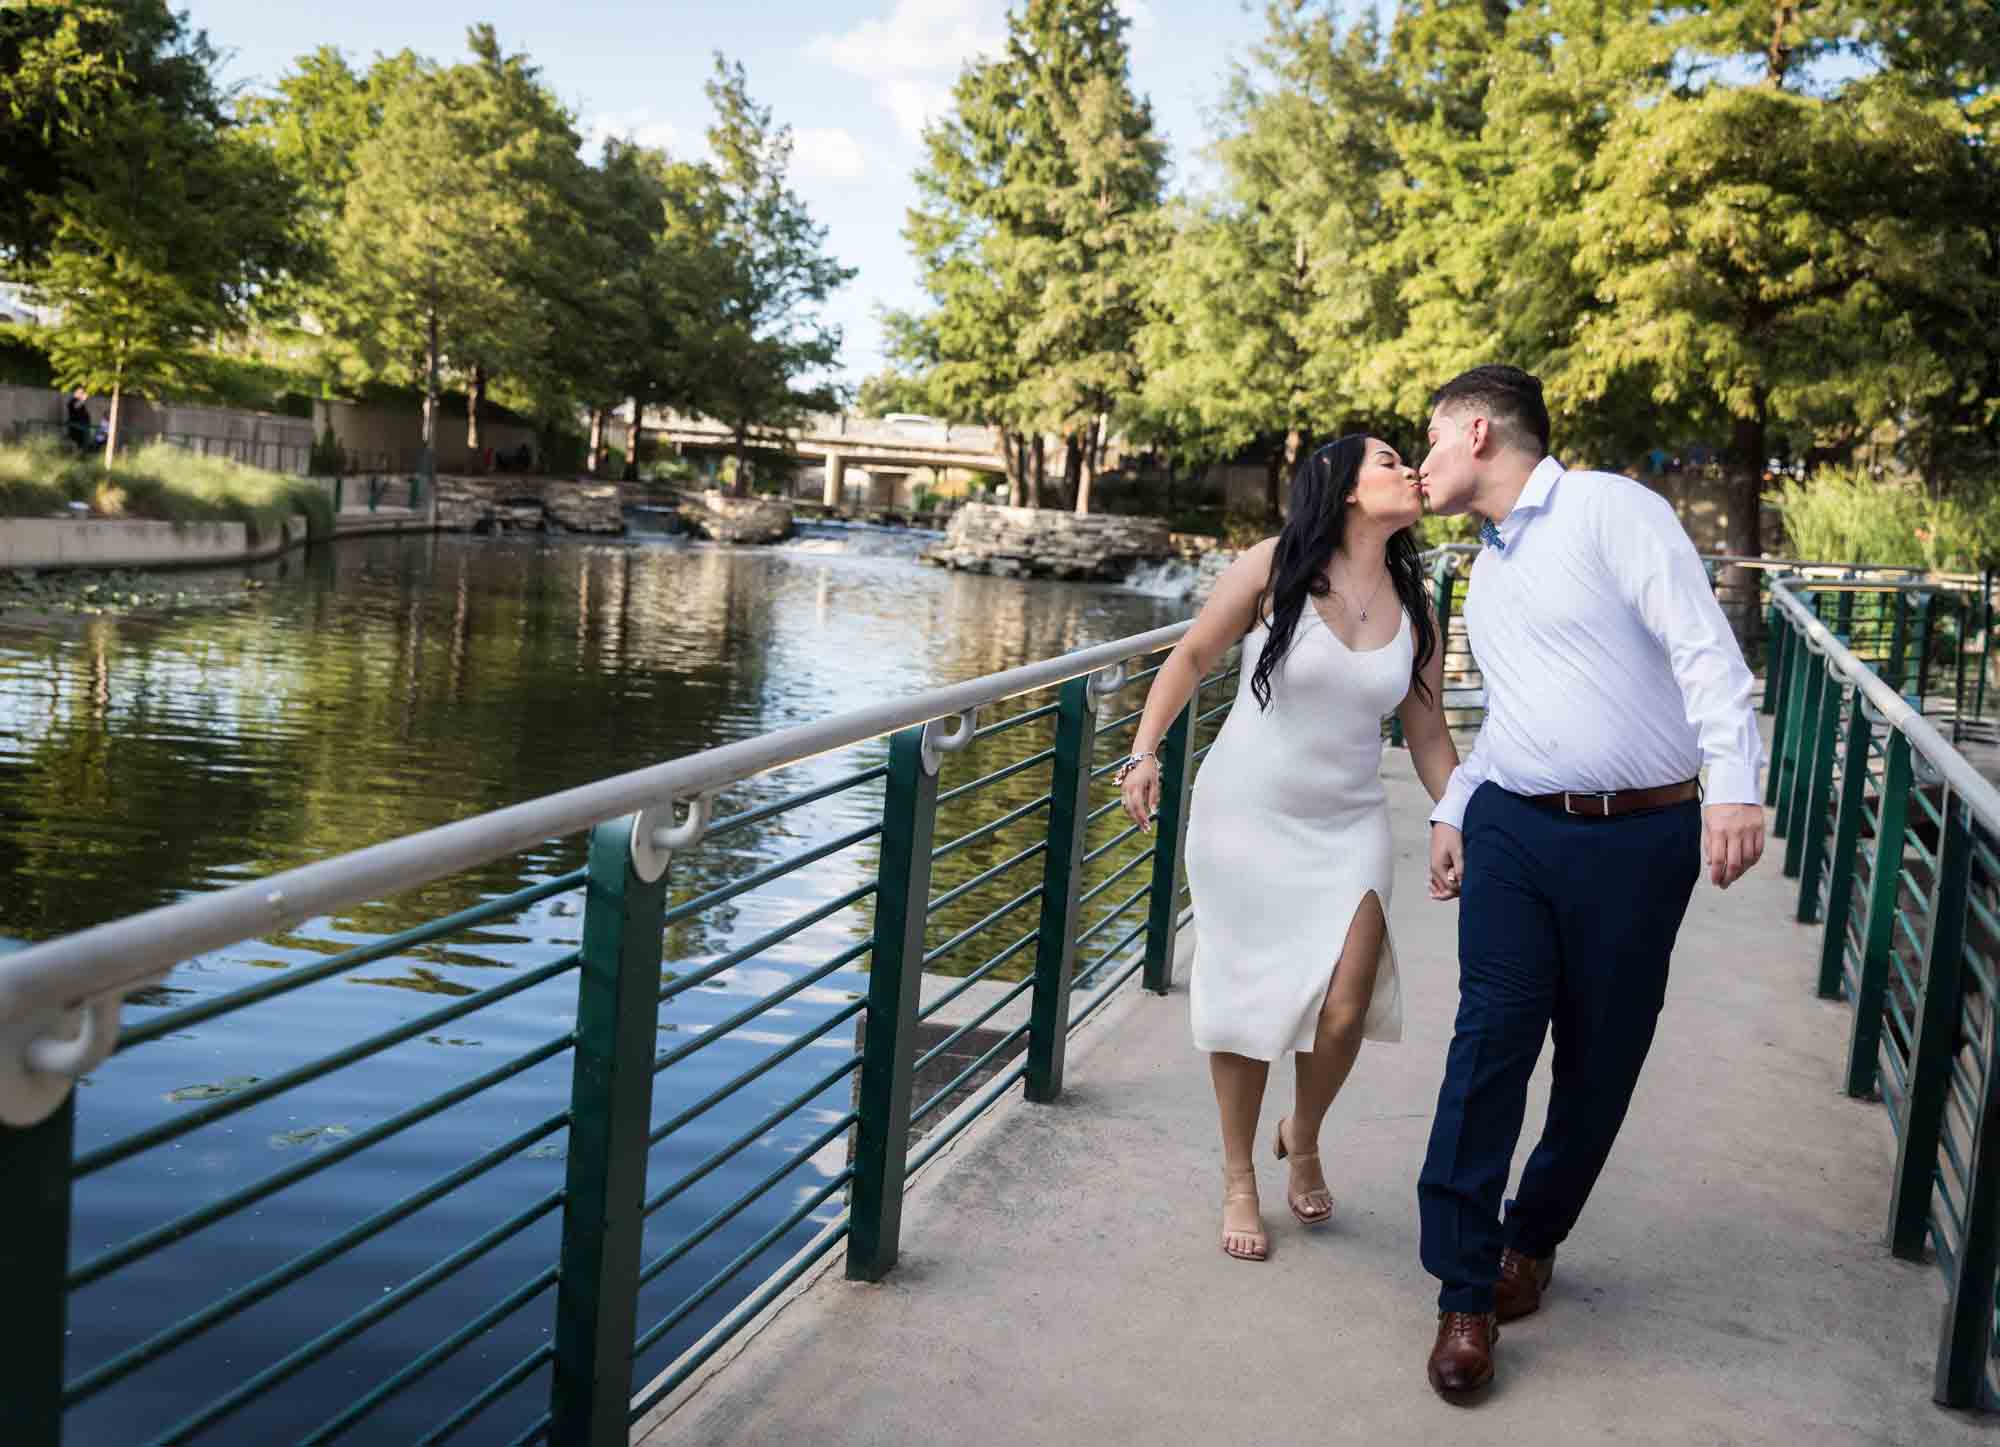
[64, 388, 91, 452]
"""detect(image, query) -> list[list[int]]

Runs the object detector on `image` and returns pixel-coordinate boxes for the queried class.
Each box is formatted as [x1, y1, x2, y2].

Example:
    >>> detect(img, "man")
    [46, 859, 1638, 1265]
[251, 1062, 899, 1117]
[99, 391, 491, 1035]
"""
[1413, 365, 1765, 1400]
[64, 387, 92, 453]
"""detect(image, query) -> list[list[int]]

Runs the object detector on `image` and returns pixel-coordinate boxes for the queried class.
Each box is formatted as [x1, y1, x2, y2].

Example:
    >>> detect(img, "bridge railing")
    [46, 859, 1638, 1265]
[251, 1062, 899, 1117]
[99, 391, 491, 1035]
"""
[0, 618, 1235, 1445]
[1766, 575, 2000, 1409]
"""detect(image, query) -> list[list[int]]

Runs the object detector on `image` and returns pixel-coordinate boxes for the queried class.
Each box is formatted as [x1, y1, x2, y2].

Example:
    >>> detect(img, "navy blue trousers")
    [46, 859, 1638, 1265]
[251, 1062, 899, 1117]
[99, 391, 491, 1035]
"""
[1418, 784, 1701, 1313]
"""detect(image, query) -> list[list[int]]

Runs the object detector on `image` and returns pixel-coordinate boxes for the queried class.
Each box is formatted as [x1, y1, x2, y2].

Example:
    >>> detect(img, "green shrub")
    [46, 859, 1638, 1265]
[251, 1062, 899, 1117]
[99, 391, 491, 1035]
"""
[1772, 467, 2000, 572]
[308, 423, 346, 477]
[0, 438, 333, 539]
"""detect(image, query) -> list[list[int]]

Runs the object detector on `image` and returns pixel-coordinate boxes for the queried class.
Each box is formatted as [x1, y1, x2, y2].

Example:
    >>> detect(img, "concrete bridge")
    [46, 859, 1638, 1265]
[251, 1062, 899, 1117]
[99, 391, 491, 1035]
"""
[634, 743, 1983, 1446]
[650, 412, 1008, 508]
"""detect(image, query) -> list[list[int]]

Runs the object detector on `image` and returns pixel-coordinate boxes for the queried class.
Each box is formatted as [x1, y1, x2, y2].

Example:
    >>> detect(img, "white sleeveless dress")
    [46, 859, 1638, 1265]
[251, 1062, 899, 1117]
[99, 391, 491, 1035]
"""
[1186, 606, 1409, 1059]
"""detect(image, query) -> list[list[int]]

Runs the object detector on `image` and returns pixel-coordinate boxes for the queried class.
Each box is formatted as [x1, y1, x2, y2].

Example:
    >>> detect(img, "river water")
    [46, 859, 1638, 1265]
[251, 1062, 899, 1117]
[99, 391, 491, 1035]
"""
[0, 524, 1189, 1443]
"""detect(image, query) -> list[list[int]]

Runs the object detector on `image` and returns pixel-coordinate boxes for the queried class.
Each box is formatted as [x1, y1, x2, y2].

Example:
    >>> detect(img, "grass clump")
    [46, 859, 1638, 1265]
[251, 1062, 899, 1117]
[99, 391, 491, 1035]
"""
[0, 438, 332, 541]
[1772, 467, 2000, 573]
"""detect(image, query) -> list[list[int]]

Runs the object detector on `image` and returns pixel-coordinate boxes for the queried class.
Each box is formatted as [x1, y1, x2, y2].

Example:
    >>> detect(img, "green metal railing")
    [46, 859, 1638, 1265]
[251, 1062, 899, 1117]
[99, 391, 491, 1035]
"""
[0, 621, 1239, 1445]
[1766, 576, 2000, 1409]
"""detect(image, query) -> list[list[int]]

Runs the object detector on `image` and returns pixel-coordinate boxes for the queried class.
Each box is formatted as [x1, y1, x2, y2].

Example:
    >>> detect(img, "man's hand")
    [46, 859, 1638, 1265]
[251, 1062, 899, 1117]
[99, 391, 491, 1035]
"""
[1430, 823, 1464, 900]
[1702, 803, 1765, 889]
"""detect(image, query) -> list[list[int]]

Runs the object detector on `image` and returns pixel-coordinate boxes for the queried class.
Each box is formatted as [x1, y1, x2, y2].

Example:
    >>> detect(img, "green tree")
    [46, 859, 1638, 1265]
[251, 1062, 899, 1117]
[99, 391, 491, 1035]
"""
[1139, 3, 1404, 519]
[30, 97, 302, 464]
[237, 45, 424, 316]
[0, 0, 223, 271]
[854, 368, 935, 419]
[693, 57, 855, 497]
[577, 138, 735, 479]
[901, 0, 1164, 512]
[315, 29, 584, 472]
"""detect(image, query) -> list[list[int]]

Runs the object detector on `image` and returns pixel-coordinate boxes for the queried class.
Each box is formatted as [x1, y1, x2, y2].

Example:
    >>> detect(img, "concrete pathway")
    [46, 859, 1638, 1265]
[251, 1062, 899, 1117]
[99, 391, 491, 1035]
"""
[640, 751, 1989, 1446]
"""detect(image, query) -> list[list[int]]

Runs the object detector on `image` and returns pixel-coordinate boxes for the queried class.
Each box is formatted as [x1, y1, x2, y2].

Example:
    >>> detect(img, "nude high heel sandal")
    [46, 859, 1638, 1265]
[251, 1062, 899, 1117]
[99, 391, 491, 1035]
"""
[1220, 1167, 1269, 1261]
[1274, 1116, 1333, 1228]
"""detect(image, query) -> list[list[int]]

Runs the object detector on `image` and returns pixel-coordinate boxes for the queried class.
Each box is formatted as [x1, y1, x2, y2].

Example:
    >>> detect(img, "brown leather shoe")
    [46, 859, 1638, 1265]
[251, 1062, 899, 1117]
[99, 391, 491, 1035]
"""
[1427, 1311, 1498, 1401]
[1494, 1247, 1555, 1322]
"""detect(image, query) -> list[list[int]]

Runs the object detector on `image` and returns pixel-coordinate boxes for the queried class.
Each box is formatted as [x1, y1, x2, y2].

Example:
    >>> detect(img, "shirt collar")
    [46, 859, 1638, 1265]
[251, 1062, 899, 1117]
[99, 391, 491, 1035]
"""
[1512, 455, 1564, 517]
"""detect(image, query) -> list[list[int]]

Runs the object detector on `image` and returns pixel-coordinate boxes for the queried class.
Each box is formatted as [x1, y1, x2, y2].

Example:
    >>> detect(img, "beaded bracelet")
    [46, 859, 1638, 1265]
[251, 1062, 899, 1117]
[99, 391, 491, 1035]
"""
[1113, 751, 1157, 786]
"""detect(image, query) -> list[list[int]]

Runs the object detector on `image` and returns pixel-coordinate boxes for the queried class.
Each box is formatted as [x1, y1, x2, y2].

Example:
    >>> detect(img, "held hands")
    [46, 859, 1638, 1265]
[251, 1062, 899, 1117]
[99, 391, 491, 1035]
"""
[1429, 823, 1463, 900]
[1119, 755, 1161, 832]
[1702, 803, 1765, 889]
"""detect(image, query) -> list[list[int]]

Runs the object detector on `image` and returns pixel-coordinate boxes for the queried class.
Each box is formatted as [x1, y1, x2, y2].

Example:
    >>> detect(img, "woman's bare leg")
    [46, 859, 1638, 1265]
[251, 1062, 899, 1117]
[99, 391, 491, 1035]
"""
[1211, 1049, 1271, 1258]
[1283, 892, 1387, 1219]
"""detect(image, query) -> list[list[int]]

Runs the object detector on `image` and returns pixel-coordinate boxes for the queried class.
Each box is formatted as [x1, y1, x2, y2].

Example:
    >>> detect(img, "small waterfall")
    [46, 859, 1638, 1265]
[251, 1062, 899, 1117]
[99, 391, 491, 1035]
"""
[1121, 558, 1206, 599]
[623, 504, 683, 537]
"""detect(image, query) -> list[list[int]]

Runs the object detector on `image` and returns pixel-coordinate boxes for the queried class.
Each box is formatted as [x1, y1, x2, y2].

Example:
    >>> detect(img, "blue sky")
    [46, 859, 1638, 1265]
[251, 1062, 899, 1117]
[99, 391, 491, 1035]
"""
[186, 2, 1399, 384]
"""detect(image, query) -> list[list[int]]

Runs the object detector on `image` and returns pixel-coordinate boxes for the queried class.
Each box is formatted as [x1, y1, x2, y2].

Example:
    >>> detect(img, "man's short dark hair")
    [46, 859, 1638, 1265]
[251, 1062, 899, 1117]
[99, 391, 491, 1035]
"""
[1430, 365, 1551, 457]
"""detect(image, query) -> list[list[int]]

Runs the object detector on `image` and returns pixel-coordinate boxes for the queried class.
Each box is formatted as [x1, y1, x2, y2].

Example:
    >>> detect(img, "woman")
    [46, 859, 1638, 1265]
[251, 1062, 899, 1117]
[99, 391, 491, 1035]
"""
[1117, 435, 1459, 1261]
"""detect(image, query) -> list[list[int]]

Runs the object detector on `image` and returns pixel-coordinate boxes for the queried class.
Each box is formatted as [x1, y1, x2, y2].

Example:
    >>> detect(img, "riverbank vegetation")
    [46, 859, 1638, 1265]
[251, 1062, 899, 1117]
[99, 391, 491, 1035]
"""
[0, 439, 333, 539]
[1771, 470, 2000, 575]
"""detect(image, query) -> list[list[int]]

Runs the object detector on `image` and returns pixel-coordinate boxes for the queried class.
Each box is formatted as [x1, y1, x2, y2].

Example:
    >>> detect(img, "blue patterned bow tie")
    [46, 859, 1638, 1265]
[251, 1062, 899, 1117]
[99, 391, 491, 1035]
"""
[1479, 518, 1506, 552]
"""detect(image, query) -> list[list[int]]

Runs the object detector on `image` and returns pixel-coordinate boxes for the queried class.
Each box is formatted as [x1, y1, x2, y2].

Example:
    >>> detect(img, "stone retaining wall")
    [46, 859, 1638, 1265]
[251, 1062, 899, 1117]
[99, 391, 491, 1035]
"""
[924, 504, 1173, 580]
[0, 515, 309, 570]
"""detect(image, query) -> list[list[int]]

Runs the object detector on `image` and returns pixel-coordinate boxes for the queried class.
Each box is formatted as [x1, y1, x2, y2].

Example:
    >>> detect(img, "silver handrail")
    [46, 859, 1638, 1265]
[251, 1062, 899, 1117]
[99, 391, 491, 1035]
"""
[1771, 577, 2000, 837]
[0, 621, 1193, 1029]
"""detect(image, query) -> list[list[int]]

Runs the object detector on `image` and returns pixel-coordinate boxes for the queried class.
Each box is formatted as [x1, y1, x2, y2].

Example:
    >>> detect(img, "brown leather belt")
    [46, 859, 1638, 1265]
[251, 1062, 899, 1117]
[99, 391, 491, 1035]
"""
[1524, 779, 1700, 818]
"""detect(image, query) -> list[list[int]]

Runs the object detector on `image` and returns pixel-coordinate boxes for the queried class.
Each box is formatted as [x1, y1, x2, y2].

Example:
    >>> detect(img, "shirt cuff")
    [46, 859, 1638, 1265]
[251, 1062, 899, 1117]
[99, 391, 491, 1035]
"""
[1702, 759, 1761, 807]
[1429, 789, 1472, 832]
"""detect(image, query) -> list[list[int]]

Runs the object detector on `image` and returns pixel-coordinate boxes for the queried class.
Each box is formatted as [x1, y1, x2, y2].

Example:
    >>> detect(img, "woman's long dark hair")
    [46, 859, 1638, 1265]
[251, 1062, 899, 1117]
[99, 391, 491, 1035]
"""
[1249, 433, 1438, 712]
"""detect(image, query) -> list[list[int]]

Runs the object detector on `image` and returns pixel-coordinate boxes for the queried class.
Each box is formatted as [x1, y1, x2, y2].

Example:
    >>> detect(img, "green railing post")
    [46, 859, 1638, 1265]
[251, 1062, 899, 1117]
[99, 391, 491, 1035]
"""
[0, 1099, 74, 1447]
[1793, 655, 1845, 911]
[1953, 589, 1972, 744]
[1888, 789, 1973, 1263]
[847, 723, 937, 1280]
[1913, 591, 1936, 709]
[1887, 589, 1911, 694]
[1765, 622, 1796, 805]
[550, 819, 667, 1446]
[1774, 616, 1816, 835]
[1936, 913, 2000, 1406]
[1762, 599, 1785, 717]
[1977, 567, 1994, 723]
[332, 475, 344, 514]
[1816, 688, 1875, 996]
[1432, 559, 1457, 641]
[1026, 673, 1100, 1102]
[1142, 683, 1197, 995]
[1845, 727, 1913, 1098]
[1782, 651, 1830, 873]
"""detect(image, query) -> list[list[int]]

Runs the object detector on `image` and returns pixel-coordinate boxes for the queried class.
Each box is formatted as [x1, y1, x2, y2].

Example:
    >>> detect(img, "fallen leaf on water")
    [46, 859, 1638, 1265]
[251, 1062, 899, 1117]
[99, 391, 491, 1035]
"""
[269, 1124, 352, 1150]
[164, 1075, 262, 1104]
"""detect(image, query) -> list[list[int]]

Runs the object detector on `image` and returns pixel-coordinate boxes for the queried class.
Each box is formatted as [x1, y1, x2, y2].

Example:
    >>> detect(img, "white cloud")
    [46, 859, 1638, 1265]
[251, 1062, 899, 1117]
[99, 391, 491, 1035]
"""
[580, 108, 681, 159]
[806, 0, 1008, 142]
[1119, 0, 1156, 36]
[793, 127, 868, 181]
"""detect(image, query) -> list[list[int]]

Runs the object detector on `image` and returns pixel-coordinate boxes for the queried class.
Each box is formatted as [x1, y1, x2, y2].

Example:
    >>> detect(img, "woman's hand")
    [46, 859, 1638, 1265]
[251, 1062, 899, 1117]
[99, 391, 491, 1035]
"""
[1119, 755, 1161, 831]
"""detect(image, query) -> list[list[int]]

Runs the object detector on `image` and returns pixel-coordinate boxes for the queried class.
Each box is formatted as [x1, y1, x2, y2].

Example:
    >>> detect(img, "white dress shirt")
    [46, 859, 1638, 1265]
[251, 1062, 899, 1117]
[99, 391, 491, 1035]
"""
[1430, 457, 1763, 831]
